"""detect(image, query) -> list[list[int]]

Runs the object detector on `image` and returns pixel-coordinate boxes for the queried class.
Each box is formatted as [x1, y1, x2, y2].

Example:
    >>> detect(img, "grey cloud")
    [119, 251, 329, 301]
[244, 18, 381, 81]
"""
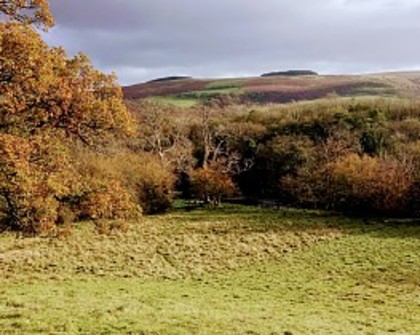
[45, 0, 420, 84]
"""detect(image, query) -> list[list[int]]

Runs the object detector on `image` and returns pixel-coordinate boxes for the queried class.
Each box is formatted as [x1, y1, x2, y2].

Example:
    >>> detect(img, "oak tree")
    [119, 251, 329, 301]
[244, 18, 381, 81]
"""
[0, 0, 53, 28]
[1, 23, 135, 144]
[0, 1, 138, 232]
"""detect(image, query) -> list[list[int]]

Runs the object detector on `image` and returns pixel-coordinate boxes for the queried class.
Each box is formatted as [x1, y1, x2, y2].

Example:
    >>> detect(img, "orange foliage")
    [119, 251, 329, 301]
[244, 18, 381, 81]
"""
[77, 179, 140, 221]
[0, 134, 75, 233]
[328, 154, 414, 212]
[75, 151, 173, 215]
[189, 167, 235, 205]
[0, 23, 135, 144]
[0, 0, 54, 29]
[0, 9, 138, 232]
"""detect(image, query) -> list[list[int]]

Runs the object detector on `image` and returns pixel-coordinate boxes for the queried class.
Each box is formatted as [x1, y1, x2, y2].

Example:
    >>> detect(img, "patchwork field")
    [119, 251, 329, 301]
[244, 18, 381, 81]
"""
[1, 205, 419, 334]
[123, 71, 420, 106]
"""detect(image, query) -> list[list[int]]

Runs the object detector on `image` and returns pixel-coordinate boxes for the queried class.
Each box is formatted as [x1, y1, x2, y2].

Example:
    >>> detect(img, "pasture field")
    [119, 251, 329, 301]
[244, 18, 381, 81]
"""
[147, 96, 198, 108]
[0, 205, 419, 334]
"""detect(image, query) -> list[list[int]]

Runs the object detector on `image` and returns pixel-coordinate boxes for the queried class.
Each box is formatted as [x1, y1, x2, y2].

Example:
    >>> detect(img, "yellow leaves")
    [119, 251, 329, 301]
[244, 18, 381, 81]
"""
[0, 133, 77, 233]
[0, 0, 54, 29]
[1, 22, 136, 144]
[329, 153, 378, 185]
[0, 2, 140, 233]
[328, 153, 414, 211]
[190, 167, 236, 204]
[0, 135, 45, 231]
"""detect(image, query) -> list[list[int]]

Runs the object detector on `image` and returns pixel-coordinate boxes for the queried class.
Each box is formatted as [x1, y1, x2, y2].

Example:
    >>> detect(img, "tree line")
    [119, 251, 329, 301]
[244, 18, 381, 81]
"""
[129, 97, 419, 217]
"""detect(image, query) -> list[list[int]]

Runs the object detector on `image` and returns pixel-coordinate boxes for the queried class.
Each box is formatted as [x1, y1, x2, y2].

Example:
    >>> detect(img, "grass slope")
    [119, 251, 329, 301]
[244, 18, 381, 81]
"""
[0, 205, 419, 334]
[123, 71, 420, 106]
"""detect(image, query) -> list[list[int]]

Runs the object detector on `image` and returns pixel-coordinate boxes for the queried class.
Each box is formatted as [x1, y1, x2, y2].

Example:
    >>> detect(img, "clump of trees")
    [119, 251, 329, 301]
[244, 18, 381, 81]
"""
[0, 1, 173, 233]
[239, 100, 420, 216]
[129, 96, 419, 216]
[261, 70, 318, 77]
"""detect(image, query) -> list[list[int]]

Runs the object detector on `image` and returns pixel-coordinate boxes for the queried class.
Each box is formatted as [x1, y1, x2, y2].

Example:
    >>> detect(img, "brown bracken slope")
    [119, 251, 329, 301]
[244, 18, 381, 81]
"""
[123, 71, 420, 104]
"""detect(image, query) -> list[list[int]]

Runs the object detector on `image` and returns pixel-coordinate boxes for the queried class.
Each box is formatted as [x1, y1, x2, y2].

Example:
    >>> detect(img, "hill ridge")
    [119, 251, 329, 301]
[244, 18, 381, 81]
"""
[123, 71, 420, 105]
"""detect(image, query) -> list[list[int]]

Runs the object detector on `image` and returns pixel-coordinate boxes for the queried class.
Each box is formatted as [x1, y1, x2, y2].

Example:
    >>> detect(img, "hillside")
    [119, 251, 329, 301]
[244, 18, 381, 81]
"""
[123, 71, 420, 106]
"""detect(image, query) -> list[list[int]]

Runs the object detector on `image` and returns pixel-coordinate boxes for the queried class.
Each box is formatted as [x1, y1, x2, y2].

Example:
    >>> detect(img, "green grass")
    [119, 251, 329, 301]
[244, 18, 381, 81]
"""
[177, 87, 242, 100]
[147, 96, 198, 108]
[146, 80, 245, 107]
[0, 205, 419, 334]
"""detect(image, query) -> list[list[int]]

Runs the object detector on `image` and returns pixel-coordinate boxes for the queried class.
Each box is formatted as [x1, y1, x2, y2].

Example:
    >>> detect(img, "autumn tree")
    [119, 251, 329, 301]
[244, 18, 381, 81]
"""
[1, 23, 134, 144]
[0, 0, 53, 28]
[189, 166, 235, 206]
[0, 1, 138, 232]
[0, 133, 76, 233]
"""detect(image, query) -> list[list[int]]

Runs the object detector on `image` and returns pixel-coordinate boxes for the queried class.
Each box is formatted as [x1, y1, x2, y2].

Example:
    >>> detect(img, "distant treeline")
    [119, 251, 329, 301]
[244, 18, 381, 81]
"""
[147, 76, 192, 83]
[261, 70, 318, 77]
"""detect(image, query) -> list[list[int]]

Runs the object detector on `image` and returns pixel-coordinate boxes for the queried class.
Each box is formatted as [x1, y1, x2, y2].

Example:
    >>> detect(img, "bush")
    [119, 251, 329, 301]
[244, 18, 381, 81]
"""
[189, 167, 235, 205]
[135, 166, 174, 214]
[77, 179, 140, 221]
[75, 150, 174, 215]
[326, 154, 414, 213]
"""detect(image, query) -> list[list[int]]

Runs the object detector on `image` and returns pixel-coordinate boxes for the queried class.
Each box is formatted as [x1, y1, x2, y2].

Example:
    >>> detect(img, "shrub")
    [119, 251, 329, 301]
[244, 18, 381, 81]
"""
[327, 154, 414, 213]
[134, 162, 174, 214]
[75, 150, 174, 215]
[189, 167, 235, 205]
[77, 179, 140, 221]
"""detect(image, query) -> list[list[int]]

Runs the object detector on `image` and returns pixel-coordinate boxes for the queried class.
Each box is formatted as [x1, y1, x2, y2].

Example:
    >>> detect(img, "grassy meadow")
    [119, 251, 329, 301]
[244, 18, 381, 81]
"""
[1, 204, 419, 334]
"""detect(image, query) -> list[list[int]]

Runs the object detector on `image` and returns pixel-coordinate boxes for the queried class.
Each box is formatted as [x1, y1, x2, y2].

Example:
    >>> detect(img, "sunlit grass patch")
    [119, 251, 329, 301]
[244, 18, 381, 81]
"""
[147, 95, 198, 107]
[0, 205, 419, 334]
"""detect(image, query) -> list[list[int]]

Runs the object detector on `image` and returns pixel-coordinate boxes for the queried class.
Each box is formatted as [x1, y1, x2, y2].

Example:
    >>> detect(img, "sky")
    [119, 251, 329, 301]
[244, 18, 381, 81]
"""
[45, 0, 420, 85]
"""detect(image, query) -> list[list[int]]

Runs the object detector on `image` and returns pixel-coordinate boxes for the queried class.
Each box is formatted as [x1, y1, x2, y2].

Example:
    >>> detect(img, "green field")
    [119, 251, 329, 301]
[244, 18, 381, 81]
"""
[147, 96, 198, 108]
[145, 80, 245, 107]
[176, 87, 242, 101]
[0, 205, 419, 334]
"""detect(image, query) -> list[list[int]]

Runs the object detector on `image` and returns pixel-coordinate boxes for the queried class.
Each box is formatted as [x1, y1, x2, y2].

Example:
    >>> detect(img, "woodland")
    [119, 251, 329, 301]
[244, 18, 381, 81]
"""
[0, 1, 419, 236]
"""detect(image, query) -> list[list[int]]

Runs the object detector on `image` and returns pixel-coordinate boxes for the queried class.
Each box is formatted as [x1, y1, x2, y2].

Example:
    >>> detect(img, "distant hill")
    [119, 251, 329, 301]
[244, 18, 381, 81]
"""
[261, 70, 318, 77]
[123, 71, 420, 106]
[147, 76, 192, 83]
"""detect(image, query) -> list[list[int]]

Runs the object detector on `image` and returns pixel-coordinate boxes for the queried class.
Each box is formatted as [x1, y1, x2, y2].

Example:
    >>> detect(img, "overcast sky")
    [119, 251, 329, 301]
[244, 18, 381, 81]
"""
[45, 0, 420, 85]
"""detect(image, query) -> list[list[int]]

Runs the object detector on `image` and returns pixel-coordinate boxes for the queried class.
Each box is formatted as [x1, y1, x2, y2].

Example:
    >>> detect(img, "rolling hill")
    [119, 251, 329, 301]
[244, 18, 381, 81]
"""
[123, 71, 420, 106]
